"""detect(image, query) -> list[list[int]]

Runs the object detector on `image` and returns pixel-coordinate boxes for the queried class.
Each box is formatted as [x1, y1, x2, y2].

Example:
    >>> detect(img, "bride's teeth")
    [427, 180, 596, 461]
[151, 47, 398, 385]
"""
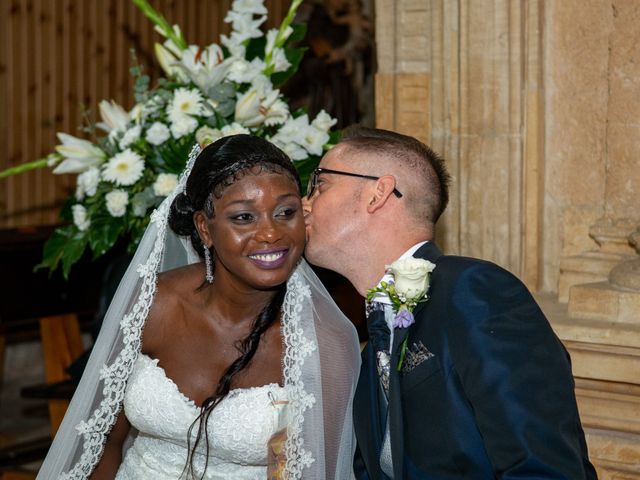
[250, 252, 285, 262]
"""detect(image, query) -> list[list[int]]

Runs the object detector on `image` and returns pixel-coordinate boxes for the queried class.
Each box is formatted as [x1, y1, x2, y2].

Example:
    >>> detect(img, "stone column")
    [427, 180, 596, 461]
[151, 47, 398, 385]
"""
[374, 0, 545, 289]
[375, 0, 640, 476]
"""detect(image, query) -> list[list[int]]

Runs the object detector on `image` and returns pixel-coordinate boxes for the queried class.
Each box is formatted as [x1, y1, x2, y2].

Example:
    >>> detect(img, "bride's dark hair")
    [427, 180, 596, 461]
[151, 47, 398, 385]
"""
[168, 134, 301, 478]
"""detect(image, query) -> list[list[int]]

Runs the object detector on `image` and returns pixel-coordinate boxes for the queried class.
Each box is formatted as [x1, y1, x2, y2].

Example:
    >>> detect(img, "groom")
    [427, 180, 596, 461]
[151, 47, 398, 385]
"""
[302, 126, 597, 479]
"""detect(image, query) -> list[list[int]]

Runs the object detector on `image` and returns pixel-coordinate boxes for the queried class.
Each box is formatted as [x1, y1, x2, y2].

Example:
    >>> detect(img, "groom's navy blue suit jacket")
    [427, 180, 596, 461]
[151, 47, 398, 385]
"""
[353, 242, 597, 479]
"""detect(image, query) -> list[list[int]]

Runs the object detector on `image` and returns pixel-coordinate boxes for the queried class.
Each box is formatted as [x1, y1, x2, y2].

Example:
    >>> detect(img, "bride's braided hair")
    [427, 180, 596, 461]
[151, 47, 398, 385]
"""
[168, 135, 300, 478]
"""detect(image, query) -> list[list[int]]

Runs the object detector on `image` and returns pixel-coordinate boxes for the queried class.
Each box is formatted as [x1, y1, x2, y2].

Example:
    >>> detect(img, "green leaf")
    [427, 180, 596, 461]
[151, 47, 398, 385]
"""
[35, 226, 75, 274]
[245, 36, 267, 61]
[271, 47, 307, 87]
[287, 23, 307, 44]
[88, 220, 122, 259]
[61, 231, 89, 279]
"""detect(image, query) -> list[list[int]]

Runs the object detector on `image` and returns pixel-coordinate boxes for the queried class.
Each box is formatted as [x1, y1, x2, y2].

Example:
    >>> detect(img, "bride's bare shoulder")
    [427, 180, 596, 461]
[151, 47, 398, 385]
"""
[142, 263, 204, 354]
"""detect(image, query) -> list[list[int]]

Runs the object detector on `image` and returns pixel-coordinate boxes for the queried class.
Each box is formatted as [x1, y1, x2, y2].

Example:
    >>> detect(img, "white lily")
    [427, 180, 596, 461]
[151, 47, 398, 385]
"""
[179, 44, 231, 92]
[53, 133, 106, 174]
[97, 100, 129, 134]
[154, 24, 184, 57]
[235, 88, 262, 126]
[154, 43, 188, 82]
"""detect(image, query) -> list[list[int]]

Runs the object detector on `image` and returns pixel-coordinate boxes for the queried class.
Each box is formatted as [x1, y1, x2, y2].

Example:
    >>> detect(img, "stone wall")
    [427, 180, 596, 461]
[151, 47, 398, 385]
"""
[375, 0, 640, 476]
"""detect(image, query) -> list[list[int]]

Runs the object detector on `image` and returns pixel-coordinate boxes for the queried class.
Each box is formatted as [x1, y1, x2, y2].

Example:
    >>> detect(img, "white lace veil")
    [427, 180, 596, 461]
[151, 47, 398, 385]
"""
[37, 144, 361, 479]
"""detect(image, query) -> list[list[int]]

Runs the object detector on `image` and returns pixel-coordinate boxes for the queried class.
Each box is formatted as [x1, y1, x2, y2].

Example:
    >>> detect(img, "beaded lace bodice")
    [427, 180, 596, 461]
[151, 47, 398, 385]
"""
[115, 354, 289, 479]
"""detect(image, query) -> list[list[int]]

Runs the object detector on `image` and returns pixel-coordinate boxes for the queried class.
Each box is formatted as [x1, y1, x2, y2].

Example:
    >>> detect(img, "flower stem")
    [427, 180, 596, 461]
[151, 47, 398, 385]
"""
[264, 0, 303, 74]
[0, 158, 51, 179]
[397, 338, 408, 372]
[132, 0, 187, 51]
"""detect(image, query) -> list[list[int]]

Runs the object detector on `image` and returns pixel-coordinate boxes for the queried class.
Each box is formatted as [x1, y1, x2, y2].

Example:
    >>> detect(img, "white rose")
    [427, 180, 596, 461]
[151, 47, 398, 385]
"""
[119, 125, 141, 149]
[387, 258, 436, 302]
[76, 167, 100, 200]
[105, 189, 129, 217]
[195, 126, 223, 147]
[146, 122, 171, 145]
[170, 114, 198, 138]
[153, 173, 179, 197]
[72, 204, 90, 231]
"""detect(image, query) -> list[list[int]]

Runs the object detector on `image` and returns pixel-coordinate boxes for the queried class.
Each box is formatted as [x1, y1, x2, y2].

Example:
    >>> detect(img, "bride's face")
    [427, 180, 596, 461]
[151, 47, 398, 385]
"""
[197, 170, 305, 290]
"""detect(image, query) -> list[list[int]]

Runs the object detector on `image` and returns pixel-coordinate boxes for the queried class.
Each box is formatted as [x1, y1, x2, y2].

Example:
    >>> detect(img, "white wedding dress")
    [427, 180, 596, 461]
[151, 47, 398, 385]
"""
[115, 354, 290, 479]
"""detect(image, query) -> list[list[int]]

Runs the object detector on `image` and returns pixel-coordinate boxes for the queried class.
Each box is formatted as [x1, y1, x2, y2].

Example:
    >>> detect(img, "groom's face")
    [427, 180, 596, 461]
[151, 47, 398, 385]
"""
[303, 145, 365, 272]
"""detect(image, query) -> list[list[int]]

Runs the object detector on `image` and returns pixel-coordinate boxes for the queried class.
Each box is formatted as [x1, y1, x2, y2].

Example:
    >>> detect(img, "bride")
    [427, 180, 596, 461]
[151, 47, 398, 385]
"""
[37, 135, 360, 479]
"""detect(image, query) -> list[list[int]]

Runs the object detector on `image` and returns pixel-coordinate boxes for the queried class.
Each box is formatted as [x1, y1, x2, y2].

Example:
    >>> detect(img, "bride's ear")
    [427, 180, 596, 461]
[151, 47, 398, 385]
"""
[193, 211, 213, 248]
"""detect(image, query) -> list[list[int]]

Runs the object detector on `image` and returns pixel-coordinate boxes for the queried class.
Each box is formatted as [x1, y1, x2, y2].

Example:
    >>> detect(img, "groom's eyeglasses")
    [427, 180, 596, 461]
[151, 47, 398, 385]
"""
[306, 167, 403, 199]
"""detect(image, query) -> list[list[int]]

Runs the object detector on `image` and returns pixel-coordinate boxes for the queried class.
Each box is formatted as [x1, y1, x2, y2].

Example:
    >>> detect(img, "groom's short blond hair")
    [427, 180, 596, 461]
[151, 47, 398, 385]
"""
[339, 126, 451, 224]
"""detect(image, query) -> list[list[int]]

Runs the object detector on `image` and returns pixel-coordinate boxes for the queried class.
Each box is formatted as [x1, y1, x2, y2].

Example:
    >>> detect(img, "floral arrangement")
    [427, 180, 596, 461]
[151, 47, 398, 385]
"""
[2, 0, 338, 277]
[366, 257, 435, 370]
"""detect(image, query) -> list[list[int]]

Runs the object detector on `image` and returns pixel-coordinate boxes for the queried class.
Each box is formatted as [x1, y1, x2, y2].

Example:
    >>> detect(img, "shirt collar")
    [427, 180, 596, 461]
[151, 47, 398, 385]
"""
[371, 241, 429, 304]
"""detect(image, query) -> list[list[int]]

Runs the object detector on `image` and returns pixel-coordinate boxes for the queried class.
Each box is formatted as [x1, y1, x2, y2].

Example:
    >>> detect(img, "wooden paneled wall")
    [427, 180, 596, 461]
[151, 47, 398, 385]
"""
[0, 0, 289, 227]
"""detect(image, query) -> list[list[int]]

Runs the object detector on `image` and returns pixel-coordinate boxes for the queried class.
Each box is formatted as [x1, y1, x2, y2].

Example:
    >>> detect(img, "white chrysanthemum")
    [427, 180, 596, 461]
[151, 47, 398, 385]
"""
[105, 189, 129, 217]
[146, 122, 171, 145]
[231, 0, 268, 15]
[153, 173, 179, 197]
[76, 167, 100, 200]
[168, 88, 205, 120]
[102, 149, 145, 186]
[72, 204, 90, 231]
[311, 110, 337, 132]
[119, 125, 141, 149]
[195, 126, 223, 146]
[170, 114, 198, 138]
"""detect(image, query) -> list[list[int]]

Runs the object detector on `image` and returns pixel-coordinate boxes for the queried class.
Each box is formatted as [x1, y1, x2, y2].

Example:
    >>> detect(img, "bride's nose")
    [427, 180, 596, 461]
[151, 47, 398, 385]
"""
[254, 217, 282, 242]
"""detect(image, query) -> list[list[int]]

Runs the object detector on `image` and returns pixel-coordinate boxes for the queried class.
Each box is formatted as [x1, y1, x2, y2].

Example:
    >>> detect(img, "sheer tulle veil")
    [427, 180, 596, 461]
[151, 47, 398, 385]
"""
[37, 144, 361, 479]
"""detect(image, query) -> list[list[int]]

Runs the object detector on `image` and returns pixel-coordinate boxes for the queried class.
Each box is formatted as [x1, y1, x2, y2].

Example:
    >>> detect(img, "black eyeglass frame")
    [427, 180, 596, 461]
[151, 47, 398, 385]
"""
[306, 167, 403, 198]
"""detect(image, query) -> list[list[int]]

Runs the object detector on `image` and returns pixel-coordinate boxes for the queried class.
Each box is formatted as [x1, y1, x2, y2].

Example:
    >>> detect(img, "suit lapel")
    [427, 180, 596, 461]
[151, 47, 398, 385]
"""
[389, 242, 443, 478]
[354, 343, 387, 480]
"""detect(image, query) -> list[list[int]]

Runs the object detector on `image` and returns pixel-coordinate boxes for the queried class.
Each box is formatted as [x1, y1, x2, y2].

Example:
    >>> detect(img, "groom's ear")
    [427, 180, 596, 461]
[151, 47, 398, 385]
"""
[366, 175, 397, 214]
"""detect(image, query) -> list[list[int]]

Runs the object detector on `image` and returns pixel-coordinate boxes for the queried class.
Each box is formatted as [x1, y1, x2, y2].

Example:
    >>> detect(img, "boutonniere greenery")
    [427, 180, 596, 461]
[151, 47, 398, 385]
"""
[366, 257, 436, 370]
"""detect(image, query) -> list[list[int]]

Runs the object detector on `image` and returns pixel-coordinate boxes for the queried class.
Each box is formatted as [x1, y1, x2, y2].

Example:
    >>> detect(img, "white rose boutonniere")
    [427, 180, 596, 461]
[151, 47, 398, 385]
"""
[366, 257, 436, 370]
